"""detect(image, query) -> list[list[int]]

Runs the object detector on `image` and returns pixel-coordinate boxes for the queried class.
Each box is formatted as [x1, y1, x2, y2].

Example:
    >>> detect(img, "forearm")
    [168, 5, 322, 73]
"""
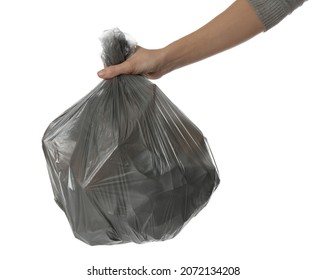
[98, 0, 306, 79]
[161, 0, 264, 73]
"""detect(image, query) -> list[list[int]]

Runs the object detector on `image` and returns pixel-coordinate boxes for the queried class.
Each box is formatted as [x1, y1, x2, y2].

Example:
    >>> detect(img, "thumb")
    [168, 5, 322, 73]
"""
[97, 62, 132, 79]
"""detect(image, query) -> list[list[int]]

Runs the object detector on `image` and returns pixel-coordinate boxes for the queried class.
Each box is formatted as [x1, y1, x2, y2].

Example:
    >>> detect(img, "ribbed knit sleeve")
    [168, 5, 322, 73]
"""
[247, 0, 307, 31]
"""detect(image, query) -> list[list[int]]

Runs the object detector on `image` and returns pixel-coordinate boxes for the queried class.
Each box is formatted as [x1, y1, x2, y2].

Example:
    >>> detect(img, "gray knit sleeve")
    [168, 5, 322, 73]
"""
[247, 0, 307, 31]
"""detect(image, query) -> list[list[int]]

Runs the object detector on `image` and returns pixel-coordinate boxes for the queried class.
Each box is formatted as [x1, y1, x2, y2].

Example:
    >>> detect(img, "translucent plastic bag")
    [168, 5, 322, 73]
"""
[42, 28, 220, 245]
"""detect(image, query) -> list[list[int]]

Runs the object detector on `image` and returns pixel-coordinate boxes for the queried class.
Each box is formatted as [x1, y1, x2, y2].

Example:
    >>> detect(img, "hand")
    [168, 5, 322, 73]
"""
[97, 46, 167, 80]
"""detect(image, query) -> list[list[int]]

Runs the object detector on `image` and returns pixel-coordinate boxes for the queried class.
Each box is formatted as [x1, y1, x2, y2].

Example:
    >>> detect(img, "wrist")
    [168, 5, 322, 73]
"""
[158, 45, 180, 76]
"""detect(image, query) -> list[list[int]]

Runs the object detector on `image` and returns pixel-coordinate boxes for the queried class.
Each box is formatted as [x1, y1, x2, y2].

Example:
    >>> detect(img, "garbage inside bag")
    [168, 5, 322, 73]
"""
[42, 28, 220, 245]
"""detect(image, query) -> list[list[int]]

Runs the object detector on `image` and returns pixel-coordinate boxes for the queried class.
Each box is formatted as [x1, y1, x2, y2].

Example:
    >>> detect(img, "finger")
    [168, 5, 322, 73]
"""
[97, 62, 132, 79]
[143, 72, 162, 80]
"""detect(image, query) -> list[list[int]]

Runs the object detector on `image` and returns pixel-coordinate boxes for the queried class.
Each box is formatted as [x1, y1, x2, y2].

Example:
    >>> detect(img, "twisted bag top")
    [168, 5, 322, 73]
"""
[42, 28, 220, 245]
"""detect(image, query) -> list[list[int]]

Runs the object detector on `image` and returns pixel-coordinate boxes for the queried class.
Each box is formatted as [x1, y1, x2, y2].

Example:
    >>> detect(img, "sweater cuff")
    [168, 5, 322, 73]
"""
[247, 0, 290, 31]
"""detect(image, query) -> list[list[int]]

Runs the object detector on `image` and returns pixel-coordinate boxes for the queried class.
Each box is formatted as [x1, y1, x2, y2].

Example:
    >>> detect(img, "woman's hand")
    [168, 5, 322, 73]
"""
[97, 47, 168, 80]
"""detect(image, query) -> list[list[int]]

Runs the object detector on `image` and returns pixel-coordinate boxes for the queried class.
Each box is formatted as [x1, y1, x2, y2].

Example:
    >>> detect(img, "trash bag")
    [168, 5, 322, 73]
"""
[42, 28, 220, 245]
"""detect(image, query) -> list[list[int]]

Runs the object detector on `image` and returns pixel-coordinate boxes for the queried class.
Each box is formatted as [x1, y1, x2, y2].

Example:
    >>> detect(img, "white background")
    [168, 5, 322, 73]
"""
[0, 0, 326, 279]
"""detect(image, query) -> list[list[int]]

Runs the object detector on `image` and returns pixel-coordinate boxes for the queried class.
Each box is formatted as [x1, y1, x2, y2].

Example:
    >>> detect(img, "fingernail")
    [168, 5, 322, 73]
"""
[97, 70, 105, 77]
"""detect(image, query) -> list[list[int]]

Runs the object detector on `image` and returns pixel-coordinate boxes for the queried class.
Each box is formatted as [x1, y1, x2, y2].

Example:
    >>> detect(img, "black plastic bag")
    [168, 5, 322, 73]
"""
[42, 28, 220, 245]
